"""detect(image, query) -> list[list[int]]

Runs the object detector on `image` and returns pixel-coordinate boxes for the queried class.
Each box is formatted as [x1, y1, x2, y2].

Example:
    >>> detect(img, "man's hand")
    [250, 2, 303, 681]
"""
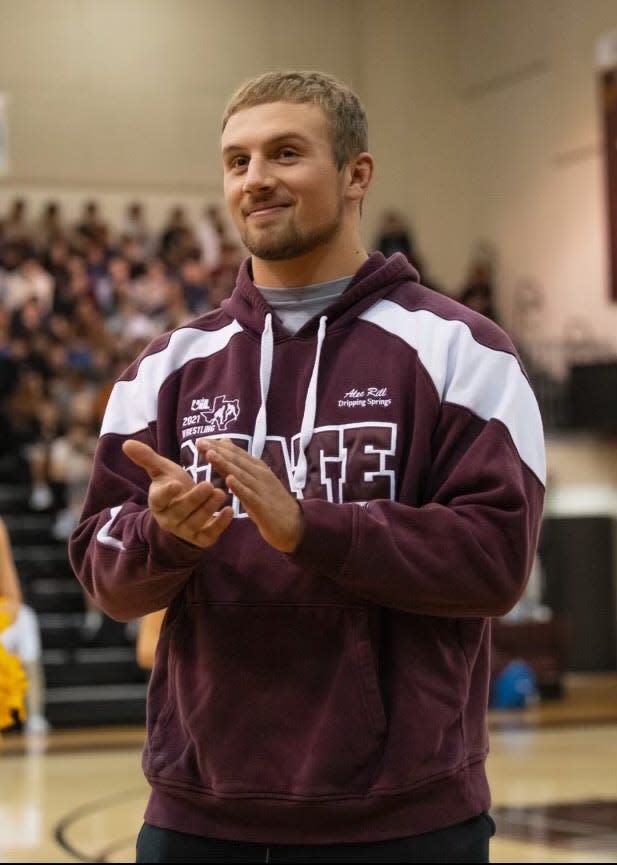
[122, 439, 234, 548]
[197, 438, 304, 553]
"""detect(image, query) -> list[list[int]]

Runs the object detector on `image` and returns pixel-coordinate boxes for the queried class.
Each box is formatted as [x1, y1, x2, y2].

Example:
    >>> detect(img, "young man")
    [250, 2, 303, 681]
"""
[69, 70, 546, 863]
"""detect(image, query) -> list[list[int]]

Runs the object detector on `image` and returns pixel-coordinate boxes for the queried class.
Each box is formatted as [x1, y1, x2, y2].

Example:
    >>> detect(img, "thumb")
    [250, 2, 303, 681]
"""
[122, 440, 175, 480]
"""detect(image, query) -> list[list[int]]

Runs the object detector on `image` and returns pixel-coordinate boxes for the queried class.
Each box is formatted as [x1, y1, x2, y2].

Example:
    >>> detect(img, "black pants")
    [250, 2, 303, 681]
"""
[136, 813, 496, 863]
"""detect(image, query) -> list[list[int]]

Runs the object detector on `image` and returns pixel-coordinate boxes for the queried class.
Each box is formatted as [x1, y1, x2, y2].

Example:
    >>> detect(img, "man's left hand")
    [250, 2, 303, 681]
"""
[197, 438, 304, 553]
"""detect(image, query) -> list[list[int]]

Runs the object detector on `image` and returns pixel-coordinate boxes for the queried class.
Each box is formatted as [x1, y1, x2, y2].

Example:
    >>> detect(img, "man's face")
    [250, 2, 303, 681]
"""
[221, 101, 347, 261]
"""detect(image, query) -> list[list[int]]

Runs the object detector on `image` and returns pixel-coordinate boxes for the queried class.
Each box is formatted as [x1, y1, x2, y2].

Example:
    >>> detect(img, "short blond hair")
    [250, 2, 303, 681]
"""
[222, 69, 368, 169]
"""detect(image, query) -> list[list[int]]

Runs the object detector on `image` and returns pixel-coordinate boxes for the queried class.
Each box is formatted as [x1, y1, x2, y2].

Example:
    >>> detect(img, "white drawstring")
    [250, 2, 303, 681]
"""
[251, 313, 273, 459]
[292, 315, 327, 497]
[252, 312, 327, 495]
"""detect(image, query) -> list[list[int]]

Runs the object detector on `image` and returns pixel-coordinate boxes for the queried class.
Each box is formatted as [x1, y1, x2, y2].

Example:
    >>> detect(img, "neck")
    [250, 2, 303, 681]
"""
[251, 236, 369, 288]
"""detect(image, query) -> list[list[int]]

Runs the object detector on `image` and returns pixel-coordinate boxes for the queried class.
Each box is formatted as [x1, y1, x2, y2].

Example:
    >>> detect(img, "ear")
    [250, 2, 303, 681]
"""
[345, 152, 374, 201]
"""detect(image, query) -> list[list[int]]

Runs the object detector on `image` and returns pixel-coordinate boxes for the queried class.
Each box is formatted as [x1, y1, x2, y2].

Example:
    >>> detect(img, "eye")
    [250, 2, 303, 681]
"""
[277, 148, 299, 160]
[228, 155, 249, 171]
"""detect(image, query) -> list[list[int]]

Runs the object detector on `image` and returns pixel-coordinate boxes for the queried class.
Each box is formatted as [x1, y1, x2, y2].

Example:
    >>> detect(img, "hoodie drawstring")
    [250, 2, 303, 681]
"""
[293, 315, 327, 496]
[251, 313, 273, 460]
[252, 313, 327, 498]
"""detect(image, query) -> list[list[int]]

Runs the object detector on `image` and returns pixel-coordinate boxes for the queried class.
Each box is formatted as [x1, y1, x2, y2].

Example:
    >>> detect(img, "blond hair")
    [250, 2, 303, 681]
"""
[222, 70, 368, 169]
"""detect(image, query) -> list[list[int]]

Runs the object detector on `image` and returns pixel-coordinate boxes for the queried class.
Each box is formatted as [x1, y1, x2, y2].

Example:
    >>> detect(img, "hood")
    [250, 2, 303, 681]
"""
[219, 252, 420, 497]
[221, 251, 419, 339]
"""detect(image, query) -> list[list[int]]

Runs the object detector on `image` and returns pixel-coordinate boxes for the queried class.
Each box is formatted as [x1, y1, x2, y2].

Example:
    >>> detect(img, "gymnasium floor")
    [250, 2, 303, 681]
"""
[1, 673, 617, 863]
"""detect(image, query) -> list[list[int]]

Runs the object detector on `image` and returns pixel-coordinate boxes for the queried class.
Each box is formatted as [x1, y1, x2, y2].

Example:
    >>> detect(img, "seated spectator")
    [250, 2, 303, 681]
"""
[208, 240, 243, 308]
[72, 199, 109, 251]
[33, 200, 66, 253]
[158, 205, 197, 270]
[196, 203, 225, 276]
[7, 365, 59, 511]
[120, 200, 153, 261]
[131, 256, 172, 319]
[48, 389, 98, 540]
[2, 197, 30, 245]
[2, 252, 54, 315]
[179, 250, 211, 315]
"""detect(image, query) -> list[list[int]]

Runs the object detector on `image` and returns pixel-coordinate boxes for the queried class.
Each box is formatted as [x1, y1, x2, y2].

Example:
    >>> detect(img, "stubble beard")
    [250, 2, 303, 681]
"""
[240, 202, 345, 261]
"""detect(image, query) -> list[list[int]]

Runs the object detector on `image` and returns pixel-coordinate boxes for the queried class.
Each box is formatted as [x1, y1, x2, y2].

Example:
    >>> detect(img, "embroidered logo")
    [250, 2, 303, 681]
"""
[338, 386, 391, 408]
[181, 395, 240, 439]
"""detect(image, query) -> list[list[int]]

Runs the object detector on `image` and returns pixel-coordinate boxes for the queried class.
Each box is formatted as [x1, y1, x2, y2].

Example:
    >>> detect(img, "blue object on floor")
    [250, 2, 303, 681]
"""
[490, 659, 539, 709]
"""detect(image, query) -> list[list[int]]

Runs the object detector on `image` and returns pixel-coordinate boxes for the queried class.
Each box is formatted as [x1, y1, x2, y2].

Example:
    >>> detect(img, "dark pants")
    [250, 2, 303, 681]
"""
[136, 813, 496, 863]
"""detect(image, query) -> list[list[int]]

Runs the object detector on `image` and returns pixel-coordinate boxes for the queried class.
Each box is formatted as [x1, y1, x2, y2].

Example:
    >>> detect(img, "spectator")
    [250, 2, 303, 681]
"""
[458, 249, 499, 324]
[178, 250, 211, 315]
[33, 200, 66, 253]
[120, 201, 153, 261]
[374, 209, 445, 294]
[374, 208, 415, 259]
[2, 197, 30, 245]
[158, 205, 197, 269]
[72, 199, 108, 250]
[2, 252, 54, 315]
[196, 203, 225, 276]
[0, 515, 50, 734]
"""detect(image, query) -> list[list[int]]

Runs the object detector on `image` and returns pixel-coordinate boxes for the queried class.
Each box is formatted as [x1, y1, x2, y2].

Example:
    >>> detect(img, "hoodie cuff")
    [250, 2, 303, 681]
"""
[289, 498, 355, 578]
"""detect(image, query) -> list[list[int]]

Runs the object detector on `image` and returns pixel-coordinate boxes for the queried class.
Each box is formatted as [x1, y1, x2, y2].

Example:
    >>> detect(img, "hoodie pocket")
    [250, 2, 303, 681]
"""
[147, 603, 386, 798]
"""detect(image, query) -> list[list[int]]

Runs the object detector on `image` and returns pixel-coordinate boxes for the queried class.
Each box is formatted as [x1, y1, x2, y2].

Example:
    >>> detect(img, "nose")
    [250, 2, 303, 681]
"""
[242, 155, 274, 194]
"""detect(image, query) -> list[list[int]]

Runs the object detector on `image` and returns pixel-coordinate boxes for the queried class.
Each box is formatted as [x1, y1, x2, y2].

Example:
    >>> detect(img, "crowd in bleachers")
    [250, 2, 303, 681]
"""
[0, 196, 500, 545]
[0, 196, 245, 539]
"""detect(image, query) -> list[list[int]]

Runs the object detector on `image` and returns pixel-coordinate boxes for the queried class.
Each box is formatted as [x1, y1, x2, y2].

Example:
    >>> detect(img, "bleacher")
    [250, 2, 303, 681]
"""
[0, 448, 149, 729]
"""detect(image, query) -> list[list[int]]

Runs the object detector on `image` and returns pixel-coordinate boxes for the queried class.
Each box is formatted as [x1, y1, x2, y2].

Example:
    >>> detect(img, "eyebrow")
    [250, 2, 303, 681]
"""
[222, 132, 310, 156]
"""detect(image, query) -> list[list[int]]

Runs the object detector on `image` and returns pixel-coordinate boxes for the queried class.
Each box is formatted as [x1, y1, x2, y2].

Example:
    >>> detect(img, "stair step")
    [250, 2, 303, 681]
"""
[12, 543, 73, 582]
[0, 449, 29, 483]
[0, 483, 30, 512]
[42, 647, 147, 687]
[12, 544, 70, 562]
[2, 512, 58, 545]
[44, 683, 148, 728]
[29, 577, 84, 613]
[38, 611, 134, 650]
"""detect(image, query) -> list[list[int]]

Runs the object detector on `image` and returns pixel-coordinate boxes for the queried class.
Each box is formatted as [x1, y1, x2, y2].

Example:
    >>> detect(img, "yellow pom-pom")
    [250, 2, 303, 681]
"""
[0, 597, 29, 732]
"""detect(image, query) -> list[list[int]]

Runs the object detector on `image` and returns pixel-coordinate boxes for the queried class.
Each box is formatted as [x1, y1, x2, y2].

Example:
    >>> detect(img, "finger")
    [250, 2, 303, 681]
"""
[197, 437, 252, 462]
[123, 440, 179, 480]
[205, 446, 262, 490]
[149, 479, 187, 513]
[193, 505, 235, 545]
[162, 483, 229, 528]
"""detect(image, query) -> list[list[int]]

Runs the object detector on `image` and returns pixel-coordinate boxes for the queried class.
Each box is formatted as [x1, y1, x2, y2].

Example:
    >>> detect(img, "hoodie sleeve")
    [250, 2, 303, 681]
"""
[290, 319, 546, 619]
[68, 429, 204, 622]
[67, 335, 207, 623]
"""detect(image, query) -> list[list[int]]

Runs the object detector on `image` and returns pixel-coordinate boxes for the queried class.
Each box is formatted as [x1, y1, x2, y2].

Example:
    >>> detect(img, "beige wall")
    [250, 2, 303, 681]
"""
[454, 0, 617, 351]
[0, 0, 617, 352]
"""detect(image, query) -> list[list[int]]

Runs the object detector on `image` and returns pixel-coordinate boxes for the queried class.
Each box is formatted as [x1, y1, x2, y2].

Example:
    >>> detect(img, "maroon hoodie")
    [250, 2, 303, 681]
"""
[69, 251, 545, 843]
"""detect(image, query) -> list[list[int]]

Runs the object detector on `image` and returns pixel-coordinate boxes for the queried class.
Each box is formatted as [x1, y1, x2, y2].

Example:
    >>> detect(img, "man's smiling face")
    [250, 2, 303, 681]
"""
[221, 101, 347, 262]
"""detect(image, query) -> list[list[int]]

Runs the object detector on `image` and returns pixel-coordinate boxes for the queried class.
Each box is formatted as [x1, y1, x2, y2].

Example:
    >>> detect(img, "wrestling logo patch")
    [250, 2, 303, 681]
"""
[181, 395, 240, 438]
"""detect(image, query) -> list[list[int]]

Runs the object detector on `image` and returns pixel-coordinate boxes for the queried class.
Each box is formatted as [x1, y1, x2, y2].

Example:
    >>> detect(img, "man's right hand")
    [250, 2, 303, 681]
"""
[122, 439, 234, 548]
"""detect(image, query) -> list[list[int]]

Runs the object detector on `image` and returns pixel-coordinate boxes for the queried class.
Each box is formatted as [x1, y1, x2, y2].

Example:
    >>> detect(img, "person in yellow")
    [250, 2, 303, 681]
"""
[0, 516, 28, 731]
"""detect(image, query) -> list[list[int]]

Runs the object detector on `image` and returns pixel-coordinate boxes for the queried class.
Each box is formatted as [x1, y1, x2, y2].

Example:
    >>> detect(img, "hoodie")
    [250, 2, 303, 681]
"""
[68, 251, 546, 843]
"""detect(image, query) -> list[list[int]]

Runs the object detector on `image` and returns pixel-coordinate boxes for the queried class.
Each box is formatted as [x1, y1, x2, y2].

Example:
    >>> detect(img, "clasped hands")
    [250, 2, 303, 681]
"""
[121, 438, 303, 553]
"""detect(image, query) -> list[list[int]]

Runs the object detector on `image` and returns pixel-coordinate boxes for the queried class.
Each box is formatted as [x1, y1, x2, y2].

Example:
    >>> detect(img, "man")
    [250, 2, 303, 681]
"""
[69, 70, 546, 863]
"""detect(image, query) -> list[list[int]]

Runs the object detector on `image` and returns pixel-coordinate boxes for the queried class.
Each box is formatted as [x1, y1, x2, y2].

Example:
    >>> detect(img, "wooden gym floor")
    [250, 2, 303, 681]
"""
[1, 672, 617, 863]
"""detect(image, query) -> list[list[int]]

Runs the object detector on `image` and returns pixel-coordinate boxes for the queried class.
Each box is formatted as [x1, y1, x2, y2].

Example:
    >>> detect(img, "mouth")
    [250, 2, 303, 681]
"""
[245, 203, 291, 219]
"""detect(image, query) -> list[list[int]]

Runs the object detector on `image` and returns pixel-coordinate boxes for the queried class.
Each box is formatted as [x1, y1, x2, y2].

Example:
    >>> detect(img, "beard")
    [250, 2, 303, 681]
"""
[239, 201, 344, 261]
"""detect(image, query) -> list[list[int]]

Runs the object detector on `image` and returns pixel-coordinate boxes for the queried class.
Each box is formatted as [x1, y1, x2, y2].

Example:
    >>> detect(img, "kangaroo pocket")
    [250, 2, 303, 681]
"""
[148, 603, 387, 798]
